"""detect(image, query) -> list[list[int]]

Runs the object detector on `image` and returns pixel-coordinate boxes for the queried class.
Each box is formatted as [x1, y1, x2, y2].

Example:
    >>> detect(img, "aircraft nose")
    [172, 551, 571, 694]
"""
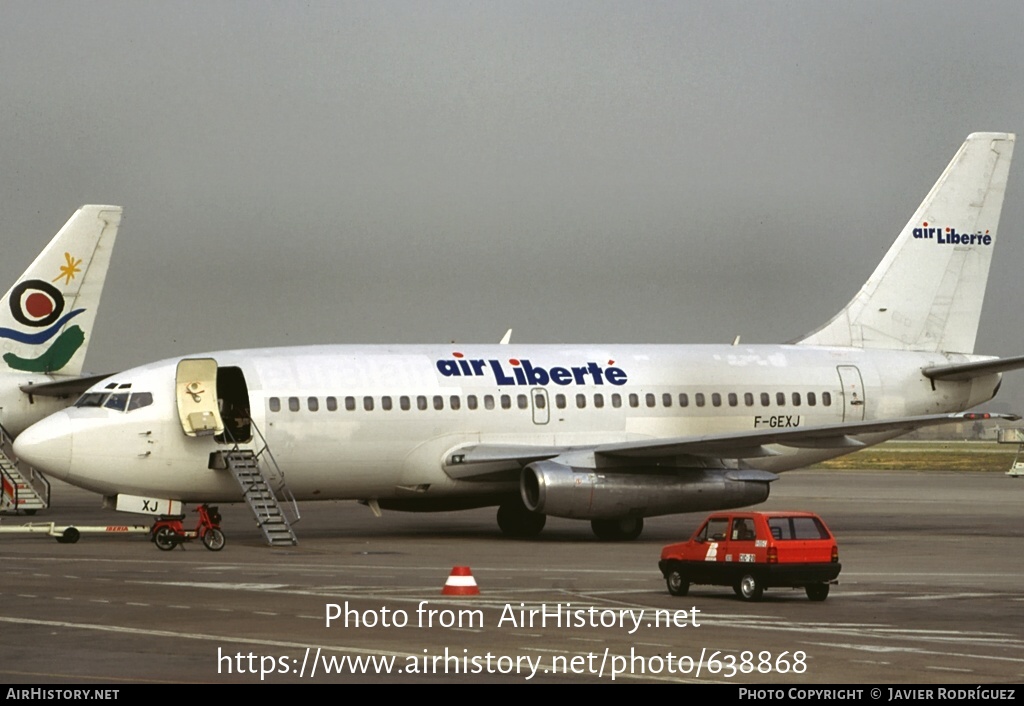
[14, 412, 72, 480]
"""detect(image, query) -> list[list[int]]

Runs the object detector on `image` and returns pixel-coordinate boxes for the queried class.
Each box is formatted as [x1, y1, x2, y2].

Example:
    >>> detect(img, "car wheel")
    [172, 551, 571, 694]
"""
[666, 568, 689, 597]
[805, 583, 830, 601]
[736, 573, 764, 601]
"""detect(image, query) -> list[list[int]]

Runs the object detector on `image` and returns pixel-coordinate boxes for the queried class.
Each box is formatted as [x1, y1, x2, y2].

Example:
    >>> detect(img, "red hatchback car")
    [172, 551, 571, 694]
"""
[658, 511, 841, 601]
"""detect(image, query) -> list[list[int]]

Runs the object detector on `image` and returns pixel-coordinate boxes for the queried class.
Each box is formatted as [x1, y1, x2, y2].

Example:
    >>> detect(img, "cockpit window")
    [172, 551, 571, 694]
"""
[104, 393, 130, 412]
[75, 386, 153, 412]
[75, 392, 108, 408]
[127, 392, 153, 411]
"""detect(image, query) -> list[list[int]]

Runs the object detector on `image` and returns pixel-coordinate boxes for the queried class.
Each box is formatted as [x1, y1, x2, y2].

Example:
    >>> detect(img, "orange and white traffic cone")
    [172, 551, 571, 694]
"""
[442, 566, 480, 595]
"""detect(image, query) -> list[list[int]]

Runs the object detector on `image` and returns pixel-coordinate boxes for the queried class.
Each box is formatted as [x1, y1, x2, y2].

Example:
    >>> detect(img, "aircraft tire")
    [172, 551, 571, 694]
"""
[202, 528, 226, 551]
[496, 502, 546, 538]
[590, 517, 644, 541]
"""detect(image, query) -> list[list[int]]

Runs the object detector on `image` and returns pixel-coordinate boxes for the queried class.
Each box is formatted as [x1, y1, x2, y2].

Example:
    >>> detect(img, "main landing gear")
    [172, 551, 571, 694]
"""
[496, 501, 546, 538]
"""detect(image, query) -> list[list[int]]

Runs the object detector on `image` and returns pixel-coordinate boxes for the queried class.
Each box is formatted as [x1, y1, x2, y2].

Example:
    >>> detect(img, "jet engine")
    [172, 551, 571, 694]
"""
[520, 459, 775, 520]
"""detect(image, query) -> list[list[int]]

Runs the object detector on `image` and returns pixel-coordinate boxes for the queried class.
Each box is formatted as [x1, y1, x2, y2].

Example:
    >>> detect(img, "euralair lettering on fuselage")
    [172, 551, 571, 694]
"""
[436, 352, 628, 386]
[912, 223, 993, 246]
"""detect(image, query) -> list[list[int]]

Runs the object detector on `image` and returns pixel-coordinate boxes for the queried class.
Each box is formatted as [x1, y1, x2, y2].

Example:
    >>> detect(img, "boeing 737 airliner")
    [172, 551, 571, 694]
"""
[0, 205, 123, 513]
[14, 135, 1024, 541]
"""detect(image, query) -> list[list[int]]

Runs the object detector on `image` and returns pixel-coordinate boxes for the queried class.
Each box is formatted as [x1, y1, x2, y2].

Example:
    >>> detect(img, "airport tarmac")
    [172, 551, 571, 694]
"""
[1, 470, 1022, 684]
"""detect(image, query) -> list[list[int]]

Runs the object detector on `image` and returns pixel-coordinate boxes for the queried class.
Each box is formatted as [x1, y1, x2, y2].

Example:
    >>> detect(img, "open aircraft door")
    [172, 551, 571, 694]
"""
[176, 358, 225, 437]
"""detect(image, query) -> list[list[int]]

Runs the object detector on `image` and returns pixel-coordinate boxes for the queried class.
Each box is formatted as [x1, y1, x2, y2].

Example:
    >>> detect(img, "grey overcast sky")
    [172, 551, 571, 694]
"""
[2, 1, 1023, 407]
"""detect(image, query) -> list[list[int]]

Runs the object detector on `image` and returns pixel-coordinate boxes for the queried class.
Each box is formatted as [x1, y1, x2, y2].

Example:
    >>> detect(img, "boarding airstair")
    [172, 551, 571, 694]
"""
[214, 424, 299, 546]
[0, 424, 49, 515]
[998, 427, 1024, 477]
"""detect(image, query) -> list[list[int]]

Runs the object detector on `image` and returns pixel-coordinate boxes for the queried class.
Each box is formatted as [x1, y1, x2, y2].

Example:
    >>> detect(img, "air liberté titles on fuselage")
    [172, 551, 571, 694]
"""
[436, 352, 628, 387]
[912, 223, 993, 246]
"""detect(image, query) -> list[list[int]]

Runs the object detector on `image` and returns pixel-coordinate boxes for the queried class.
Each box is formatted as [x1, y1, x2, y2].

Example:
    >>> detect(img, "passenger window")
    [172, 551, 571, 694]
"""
[731, 518, 755, 541]
[662, 392, 672, 408]
[807, 392, 816, 406]
[517, 394, 528, 410]
[776, 392, 785, 406]
[555, 394, 566, 409]
[744, 392, 754, 407]
[629, 393, 639, 408]
[534, 392, 546, 409]
[363, 396, 374, 411]
[593, 393, 603, 408]
[822, 391, 832, 406]
[712, 393, 722, 407]
[433, 396, 444, 411]
[417, 395, 428, 411]
[695, 393, 705, 407]
[792, 392, 801, 406]
[399, 396, 410, 411]
[484, 395, 495, 410]
[646, 393, 656, 408]
[289, 397, 300, 412]
[728, 392, 738, 407]
[382, 396, 393, 411]
[269, 397, 281, 413]
[760, 392, 770, 407]
[576, 393, 586, 409]
[679, 393, 689, 407]
[326, 396, 338, 411]
[501, 395, 511, 410]
[307, 397, 319, 412]
[449, 395, 460, 410]
[467, 395, 478, 410]
[345, 396, 356, 411]
[700, 518, 729, 542]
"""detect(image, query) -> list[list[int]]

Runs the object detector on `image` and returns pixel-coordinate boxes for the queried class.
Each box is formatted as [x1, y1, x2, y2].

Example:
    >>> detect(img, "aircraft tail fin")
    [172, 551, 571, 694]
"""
[0, 205, 123, 376]
[796, 133, 1015, 353]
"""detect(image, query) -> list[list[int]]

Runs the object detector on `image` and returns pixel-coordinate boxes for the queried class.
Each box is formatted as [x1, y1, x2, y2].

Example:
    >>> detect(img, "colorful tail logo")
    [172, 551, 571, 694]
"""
[2, 277, 86, 373]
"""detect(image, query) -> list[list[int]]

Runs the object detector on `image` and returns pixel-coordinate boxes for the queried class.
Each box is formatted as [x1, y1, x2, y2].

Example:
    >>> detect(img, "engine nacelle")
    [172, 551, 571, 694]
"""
[520, 460, 774, 520]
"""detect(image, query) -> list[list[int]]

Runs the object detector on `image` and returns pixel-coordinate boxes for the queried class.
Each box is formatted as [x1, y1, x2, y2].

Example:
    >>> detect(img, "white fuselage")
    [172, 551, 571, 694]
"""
[16, 343, 998, 503]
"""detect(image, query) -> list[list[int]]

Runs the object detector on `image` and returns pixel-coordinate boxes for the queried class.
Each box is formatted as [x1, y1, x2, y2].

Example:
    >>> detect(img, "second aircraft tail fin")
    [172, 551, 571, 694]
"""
[0, 205, 123, 376]
[796, 132, 1015, 354]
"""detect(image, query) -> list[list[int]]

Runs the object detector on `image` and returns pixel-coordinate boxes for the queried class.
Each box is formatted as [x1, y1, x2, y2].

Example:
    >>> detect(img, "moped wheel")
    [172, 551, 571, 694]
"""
[153, 526, 178, 551]
[202, 527, 226, 551]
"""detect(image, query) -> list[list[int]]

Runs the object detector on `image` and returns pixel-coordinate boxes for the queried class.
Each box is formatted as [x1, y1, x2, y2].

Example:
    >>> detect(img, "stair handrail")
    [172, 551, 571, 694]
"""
[223, 420, 300, 526]
[0, 423, 49, 512]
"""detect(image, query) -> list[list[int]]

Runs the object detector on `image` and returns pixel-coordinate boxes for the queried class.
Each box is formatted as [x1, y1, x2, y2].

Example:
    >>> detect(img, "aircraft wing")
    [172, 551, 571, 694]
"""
[19, 373, 114, 399]
[446, 412, 1018, 479]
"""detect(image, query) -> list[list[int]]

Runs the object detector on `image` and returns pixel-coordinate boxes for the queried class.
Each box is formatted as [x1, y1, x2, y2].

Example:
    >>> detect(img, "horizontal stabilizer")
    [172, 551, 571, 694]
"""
[922, 354, 1024, 381]
[19, 373, 113, 398]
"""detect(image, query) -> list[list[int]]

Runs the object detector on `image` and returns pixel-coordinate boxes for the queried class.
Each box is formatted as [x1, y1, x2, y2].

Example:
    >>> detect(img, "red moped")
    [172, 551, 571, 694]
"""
[150, 504, 225, 551]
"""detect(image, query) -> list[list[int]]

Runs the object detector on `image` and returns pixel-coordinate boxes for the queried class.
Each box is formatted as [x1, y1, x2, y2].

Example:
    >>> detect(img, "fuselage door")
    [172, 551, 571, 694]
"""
[176, 358, 224, 437]
[836, 365, 866, 422]
[531, 388, 550, 425]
